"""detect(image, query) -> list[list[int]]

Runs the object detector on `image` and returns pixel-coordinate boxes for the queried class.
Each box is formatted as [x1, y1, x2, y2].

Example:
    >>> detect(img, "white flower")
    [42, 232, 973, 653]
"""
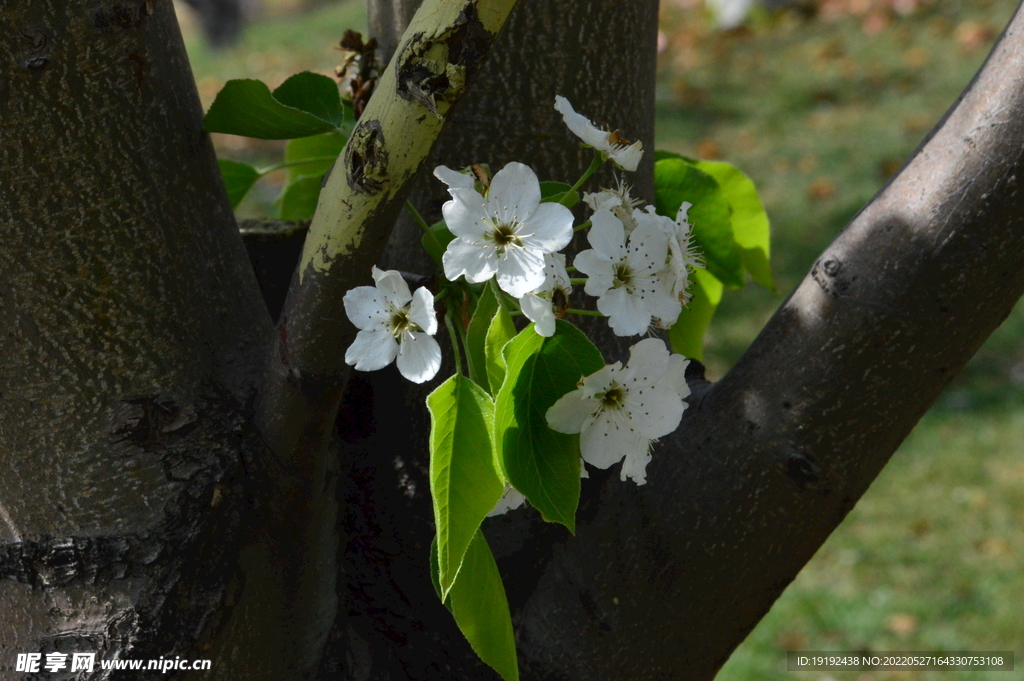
[433, 164, 476, 190]
[637, 204, 704, 309]
[439, 162, 574, 298]
[487, 484, 526, 517]
[343, 267, 441, 383]
[574, 209, 681, 336]
[520, 253, 572, 337]
[554, 96, 643, 171]
[546, 339, 690, 484]
[583, 180, 643, 234]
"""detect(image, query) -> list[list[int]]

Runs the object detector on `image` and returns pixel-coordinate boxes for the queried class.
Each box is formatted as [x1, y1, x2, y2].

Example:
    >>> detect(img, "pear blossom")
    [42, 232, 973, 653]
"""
[554, 96, 643, 171]
[433, 164, 475, 190]
[343, 267, 441, 384]
[546, 338, 690, 484]
[583, 180, 642, 235]
[574, 209, 681, 336]
[520, 253, 572, 337]
[636, 203, 704, 308]
[487, 484, 526, 517]
[439, 162, 574, 298]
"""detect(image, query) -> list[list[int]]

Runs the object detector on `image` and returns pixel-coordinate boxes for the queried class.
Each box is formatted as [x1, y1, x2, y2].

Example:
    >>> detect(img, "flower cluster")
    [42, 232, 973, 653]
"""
[342, 96, 704, 498]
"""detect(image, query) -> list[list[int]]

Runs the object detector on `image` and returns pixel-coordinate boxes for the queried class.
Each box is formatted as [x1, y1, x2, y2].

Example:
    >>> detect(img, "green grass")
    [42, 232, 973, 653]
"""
[181, 2, 1024, 677]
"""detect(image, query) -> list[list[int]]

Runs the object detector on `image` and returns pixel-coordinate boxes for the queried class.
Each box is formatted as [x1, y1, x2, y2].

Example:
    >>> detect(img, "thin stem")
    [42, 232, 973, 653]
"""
[569, 278, 588, 285]
[574, 220, 592, 232]
[444, 313, 464, 377]
[405, 200, 432, 236]
[257, 156, 341, 175]
[567, 308, 605, 317]
[565, 265, 578, 273]
[561, 151, 605, 206]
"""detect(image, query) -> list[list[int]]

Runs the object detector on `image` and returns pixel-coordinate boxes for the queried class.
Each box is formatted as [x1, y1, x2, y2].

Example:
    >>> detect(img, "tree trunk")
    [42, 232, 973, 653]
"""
[0, 0, 281, 674]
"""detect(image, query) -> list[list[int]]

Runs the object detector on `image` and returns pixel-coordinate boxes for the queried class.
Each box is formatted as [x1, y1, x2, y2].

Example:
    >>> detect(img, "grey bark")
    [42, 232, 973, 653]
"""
[0, 2, 315, 678]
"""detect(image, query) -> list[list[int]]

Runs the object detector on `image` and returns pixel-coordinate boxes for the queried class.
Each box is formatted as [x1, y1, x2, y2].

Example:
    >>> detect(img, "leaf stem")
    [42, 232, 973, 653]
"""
[569, 278, 588, 285]
[444, 313, 464, 377]
[406, 200, 432, 236]
[574, 220, 592, 233]
[561, 151, 604, 205]
[567, 308, 605, 317]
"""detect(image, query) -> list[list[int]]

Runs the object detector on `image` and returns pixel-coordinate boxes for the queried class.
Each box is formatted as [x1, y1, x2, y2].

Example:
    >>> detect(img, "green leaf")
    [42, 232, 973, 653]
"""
[278, 175, 322, 221]
[428, 375, 504, 598]
[272, 71, 352, 130]
[284, 132, 346, 183]
[423, 221, 456, 265]
[692, 160, 775, 292]
[538, 181, 579, 209]
[669, 268, 725, 361]
[203, 79, 337, 140]
[485, 305, 517, 402]
[494, 320, 604, 531]
[429, 536, 454, 614]
[448, 530, 519, 681]
[466, 285, 500, 391]
[654, 158, 744, 289]
[217, 159, 260, 209]
[653, 149, 697, 163]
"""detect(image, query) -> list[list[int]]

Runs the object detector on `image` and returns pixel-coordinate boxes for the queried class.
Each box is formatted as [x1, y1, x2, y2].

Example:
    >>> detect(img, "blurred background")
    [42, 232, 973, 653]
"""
[175, 0, 1024, 677]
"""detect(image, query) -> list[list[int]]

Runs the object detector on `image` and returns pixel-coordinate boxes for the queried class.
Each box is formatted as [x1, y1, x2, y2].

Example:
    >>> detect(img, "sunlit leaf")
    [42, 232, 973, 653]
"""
[447, 531, 519, 681]
[494, 320, 603, 531]
[485, 305, 516, 401]
[669, 268, 725, 361]
[693, 160, 775, 291]
[655, 158, 744, 289]
[427, 375, 504, 598]
[466, 285, 500, 392]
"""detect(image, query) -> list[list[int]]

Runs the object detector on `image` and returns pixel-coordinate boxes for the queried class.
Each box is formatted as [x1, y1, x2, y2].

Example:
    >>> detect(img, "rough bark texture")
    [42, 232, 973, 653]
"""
[0, 0, 275, 676]
[336, 0, 1024, 679]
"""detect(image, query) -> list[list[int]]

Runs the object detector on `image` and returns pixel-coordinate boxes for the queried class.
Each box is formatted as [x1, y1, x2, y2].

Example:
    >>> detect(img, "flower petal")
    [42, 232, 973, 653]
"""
[343, 286, 389, 331]
[495, 246, 546, 298]
[625, 221, 669, 275]
[546, 389, 597, 434]
[597, 287, 651, 337]
[574, 250, 615, 296]
[659, 354, 691, 401]
[622, 338, 670, 385]
[579, 408, 645, 470]
[488, 162, 541, 222]
[443, 237, 498, 284]
[487, 485, 526, 517]
[521, 293, 556, 337]
[396, 332, 442, 383]
[442, 190, 489, 239]
[371, 266, 412, 307]
[434, 164, 476, 190]
[587, 210, 628, 260]
[554, 96, 611, 150]
[519, 202, 573, 253]
[409, 286, 438, 335]
[619, 439, 653, 484]
[345, 329, 398, 371]
[609, 141, 643, 172]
